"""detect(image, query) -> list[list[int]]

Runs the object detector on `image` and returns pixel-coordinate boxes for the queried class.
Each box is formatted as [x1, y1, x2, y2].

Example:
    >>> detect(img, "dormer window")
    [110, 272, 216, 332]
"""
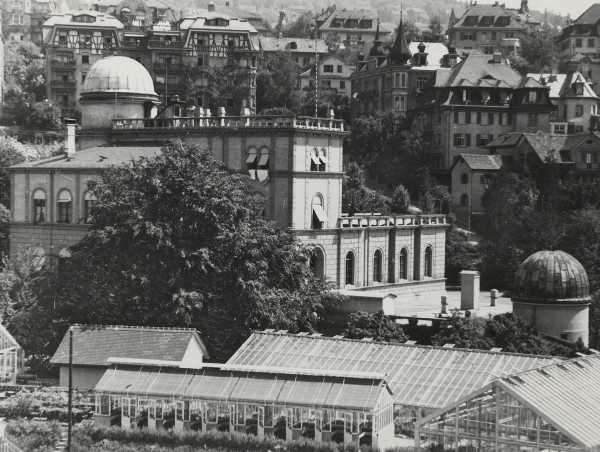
[289, 42, 297, 50]
[528, 91, 537, 103]
[574, 82, 584, 96]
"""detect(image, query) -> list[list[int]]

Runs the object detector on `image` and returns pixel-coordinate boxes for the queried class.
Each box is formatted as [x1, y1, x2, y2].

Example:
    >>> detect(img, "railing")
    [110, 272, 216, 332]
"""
[50, 59, 76, 69]
[147, 39, 185, 49]
[338, 214, 448, 228]
[112, 115, 346, 132]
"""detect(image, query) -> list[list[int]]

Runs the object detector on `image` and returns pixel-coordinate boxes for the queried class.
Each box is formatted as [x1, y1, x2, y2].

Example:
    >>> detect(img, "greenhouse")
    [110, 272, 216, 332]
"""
[225, 331, 559, 434]
[93, 365, 398, 449]
[416, 354, 600, 451]
[0, 323, 24, 384]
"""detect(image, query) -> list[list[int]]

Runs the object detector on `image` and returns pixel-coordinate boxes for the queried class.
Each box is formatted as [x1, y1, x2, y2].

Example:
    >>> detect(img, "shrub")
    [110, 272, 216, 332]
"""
[5, 418, 61, 452]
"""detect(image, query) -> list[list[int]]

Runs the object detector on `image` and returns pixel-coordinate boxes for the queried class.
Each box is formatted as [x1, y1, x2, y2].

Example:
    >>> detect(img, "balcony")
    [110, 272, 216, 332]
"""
[338, 214, 448, 229]
[112, 115, 346, 133]
[50, 59, 76, 70]
[147, 39, 184, 49]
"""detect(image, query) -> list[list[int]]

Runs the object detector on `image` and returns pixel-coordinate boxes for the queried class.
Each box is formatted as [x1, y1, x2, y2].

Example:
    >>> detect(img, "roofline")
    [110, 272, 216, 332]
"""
[249, 330, 560, 361]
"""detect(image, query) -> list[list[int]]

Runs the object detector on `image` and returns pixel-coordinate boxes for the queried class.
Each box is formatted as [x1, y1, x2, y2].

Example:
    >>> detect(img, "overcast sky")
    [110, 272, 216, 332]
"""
[509, 0, 592, 17]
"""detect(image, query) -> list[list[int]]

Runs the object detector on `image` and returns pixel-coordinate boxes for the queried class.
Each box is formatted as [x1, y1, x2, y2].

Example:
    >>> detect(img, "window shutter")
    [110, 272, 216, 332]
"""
[465, 134, 471, 146]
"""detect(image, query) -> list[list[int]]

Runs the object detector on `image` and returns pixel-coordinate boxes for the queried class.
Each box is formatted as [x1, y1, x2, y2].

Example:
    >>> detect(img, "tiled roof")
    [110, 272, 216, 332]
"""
[10, 146, 162, 170]
[458, 153, 503, 171]
[499, 354, 600, 448]
[319, 8, 387, 33]
[487, 133, 522, 148]
[44, 10, 124, 28]
[527, 73, 568, 98]
[179, 14, 258, 33]
[259, 37, 328, 54]
[452, 3, 526, 29]
[96, 366, 389, 410]
[441, 53, 523, 89]
[51, 324, 206, 366]
[226, 331, 559, 409]
[573, 4, 600, 25]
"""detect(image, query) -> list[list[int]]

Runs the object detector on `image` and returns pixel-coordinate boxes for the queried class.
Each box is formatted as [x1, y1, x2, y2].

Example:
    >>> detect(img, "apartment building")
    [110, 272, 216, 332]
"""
[299, 54, 353, 98]
[317, 6, 390, 51]
[448, 0, 538, 56]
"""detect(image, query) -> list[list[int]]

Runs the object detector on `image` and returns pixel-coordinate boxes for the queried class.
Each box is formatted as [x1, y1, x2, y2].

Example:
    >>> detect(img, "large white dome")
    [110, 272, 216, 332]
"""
[82, 56, 157, 97]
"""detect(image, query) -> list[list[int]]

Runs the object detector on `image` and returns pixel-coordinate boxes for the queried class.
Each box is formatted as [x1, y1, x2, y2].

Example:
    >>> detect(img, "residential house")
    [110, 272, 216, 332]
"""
[259, 36, 328, 69]
[51, 324, 209, 390]
[299, 54, 353, 98]
[450, 154, 502, 230]
[317, 7, 390, 51]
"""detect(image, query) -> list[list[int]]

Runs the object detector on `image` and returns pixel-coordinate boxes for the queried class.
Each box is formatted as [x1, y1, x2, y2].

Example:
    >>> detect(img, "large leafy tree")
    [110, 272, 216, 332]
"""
[41, 141, 341, 360]
[256, 51, 301, 113]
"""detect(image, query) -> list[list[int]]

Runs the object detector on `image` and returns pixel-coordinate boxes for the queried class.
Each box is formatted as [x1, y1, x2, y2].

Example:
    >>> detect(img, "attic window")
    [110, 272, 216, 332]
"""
[495, 16, 510, 27]
[479, 16, 494, 26]
[289, 42, 297, 50]
[73, 14, 96, 23]
[574, 82, 584, 95]
[463, 16, 479, 26]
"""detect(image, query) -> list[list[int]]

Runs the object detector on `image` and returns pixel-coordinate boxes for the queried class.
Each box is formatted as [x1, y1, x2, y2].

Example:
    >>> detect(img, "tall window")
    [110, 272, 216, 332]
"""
[575, 104, 584, 117]
[57, 190, 72, 224]
[310, 248, 325, 280]
[32, 189, 46, 224]
[373, 250, 382, 283]
[83, 191, 97, 223]
[311, 195, 326, 229]
[424, 246, 433, 278]
[345, 252, 355, 285]
[460, 193, 469, 207]
[256, 148, 269, 182]
[399, 248, 408, 280]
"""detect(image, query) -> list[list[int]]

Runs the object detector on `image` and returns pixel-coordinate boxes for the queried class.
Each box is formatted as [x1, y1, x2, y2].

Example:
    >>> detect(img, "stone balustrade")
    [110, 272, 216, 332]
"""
[338, 214, 448, 228]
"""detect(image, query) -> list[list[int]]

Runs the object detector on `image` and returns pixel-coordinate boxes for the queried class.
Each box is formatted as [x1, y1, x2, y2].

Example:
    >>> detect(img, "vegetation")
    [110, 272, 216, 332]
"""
[257, 51, 302, 113]
[6, 419, 61, 452]
[0, 387, 92, 421]
[345, 311, 407, 343]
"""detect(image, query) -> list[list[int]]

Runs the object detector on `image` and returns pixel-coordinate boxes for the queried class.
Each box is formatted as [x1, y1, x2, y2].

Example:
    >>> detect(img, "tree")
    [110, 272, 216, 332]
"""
[256, 51, 301, 113]
[445, 227, 481, 285]
[283, 12, 315, 39]
[390, 184, 411, 214]
[510, 29, 557, 74]
[345, 311, 407, 343]
[342, 163, 390, 216]
[41, 141, 341, 361]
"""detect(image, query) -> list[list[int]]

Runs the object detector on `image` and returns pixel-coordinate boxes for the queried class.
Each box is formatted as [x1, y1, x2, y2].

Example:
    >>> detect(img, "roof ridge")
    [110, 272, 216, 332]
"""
[71, 323, 198, 333]
[255, 330, 558, 360]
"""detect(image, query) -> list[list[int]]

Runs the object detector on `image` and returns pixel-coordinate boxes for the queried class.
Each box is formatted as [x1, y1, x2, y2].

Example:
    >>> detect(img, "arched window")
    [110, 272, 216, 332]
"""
[460, 193, 469, 207]
[319, 148, 327, 171]
[399, 248, 408, 280]
[32, 189, 47, 224]
[461, 173, 469, 184]
[57, 189, 72, 224]
[310, 248, 325, 280]
[83, 191, 97, 223]
[424, 246, 433, 278]
[256, 148, 270, 183]
[373, 250, 382, 283]
[345, 251, 355, 286]
[311, 194, 326, 229]
[246, 147, 257, 179]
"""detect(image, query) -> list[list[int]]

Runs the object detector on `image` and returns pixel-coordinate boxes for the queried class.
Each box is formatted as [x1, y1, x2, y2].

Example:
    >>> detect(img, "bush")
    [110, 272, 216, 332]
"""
[73, 422, 417, 452]
[5, 419, 61, 452]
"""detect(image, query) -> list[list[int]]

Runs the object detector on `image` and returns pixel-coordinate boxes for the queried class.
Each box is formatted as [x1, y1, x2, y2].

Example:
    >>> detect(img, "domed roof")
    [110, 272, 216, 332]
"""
[513, 250, 590, 303]
[82, 56, 157, 98]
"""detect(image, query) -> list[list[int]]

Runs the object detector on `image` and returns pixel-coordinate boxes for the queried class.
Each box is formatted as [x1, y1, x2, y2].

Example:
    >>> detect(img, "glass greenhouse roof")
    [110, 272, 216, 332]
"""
[225, 331, 560, 409]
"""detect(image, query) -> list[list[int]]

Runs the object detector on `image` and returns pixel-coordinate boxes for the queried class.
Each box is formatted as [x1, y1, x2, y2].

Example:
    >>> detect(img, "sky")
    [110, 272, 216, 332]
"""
[509, 0, 593, 17]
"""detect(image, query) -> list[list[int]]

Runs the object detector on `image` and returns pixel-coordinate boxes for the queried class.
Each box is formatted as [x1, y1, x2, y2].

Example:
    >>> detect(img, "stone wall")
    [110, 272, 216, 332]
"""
[9, 224, 89, 259]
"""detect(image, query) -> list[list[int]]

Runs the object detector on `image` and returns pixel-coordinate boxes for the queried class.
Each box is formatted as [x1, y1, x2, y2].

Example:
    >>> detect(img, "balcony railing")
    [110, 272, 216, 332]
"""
[50, 59, 76, 69]
[338, 214, 448, 228]
[112, 115, 346, 132]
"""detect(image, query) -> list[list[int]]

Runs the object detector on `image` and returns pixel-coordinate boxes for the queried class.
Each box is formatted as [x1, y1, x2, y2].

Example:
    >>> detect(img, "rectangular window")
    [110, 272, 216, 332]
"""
[477, 134, 493, 146]
[454, 111, 459, 124]
[416, 77, 427, 90]
[82, 54, 89, 64]
[576, 38, 583, 47]
[454, 134, 465, 146]
[589, 38, 595, 47]
[465, 111, 471, 124]
[323, 64, 333, 73]
[339, 80, 345, 89]
[528, 91, 538, 103]
[394, 73, 400, 88]
[400, 95, 406, 112]
[400, 73, 407, 88]
[575, 104, 584, 117]
[476, 111, 482, 124]
[465, 134, 471, 146]
[337, 65, 342, 73]
[488, 112, 495, 125]
[528, 113, 538, 128]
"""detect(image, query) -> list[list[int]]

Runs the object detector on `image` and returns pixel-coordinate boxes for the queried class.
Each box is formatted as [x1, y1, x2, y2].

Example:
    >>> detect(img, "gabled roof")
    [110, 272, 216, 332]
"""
[319, 8, 387, 33]
[440, 53, 523, 89]
[96, 365, 390, 411]
[573, 4, 600, 26]
[179, 13, 258, 34]
[44, 10, 124, 28]
[259, 37, 328, 54]
[10, 146, 162, 170]
[455, 153, 503, 171]
[452, 3, 526, 30]
[528, 72, 599, 100]
[498, 354, 600, 448]
[518, 77, 545, 89]
[226, 331, 559, 409]
[51, 324, 208, 367]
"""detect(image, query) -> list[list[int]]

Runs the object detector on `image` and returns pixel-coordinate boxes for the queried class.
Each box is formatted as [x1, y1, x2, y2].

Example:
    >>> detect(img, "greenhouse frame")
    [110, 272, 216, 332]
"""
[93, 364, 398, 449]
[0, 323, 23, 384]
[225, 331, 560, 434]
[416, 354, 600, 451]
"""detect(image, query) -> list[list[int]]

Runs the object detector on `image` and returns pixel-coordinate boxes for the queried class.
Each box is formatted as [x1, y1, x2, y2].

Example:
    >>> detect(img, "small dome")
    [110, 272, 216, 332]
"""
[513, 250, 590, 303]
[82, 56, 157, 97]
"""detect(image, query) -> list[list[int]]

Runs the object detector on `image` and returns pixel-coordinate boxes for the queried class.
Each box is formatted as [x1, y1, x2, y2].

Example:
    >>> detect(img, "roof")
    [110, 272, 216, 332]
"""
[528, 72, 599, 100]
[179, 13, 257, 34]
[11, 146, 163, 170]
[455, 153, 502, 171]
[452, 3, 526, 30]
[225, 331, 560, 409]
[0, 324, 22, 351]
[82, 56, 158, 97]
[95, 366, 389, 411]
[498, 355, 600, 448]
[514, 250, 591, 303]
[184, 5, 263, 21]
[51, 324, 207, 366]
[573, 4, 600, 26]
[440, 53, 523, 89]
[43, 10, 123, 28]
[319, 8, 387, 33]
[259, 36, 328, 54]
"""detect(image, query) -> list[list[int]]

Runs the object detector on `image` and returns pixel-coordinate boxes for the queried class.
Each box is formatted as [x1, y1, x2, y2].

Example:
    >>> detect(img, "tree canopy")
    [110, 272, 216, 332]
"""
[24, 141, 341, 361]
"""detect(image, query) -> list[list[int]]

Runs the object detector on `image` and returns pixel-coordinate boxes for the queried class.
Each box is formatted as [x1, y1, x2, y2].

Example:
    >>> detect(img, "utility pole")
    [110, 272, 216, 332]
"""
[313, 21, 319, 117]
[67, 326, 72, 452]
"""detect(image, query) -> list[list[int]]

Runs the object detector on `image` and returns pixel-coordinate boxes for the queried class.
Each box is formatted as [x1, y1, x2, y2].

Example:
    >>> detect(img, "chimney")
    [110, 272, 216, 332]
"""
[225, 0, 230, 6]
[64, 118, 77, 157]
[492, 51, 502, 64]
[208, 1, 215, 12]
[460, 270, 480, 311]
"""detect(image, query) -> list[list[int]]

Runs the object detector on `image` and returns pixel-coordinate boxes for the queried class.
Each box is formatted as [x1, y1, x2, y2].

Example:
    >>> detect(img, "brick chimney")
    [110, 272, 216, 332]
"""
[208, 1, 215, 12]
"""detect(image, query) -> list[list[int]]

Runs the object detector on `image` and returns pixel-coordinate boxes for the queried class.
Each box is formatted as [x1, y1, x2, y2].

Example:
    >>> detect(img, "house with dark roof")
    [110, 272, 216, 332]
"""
[447, 0, 538, 56]
[411, 52, 555, 173]
[557, 4, 600, 88]
[259, 36, 328, 69]
[317, 7, 390, 51]
[450, 154, 502, 230]
[51, 324, 209, 390]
